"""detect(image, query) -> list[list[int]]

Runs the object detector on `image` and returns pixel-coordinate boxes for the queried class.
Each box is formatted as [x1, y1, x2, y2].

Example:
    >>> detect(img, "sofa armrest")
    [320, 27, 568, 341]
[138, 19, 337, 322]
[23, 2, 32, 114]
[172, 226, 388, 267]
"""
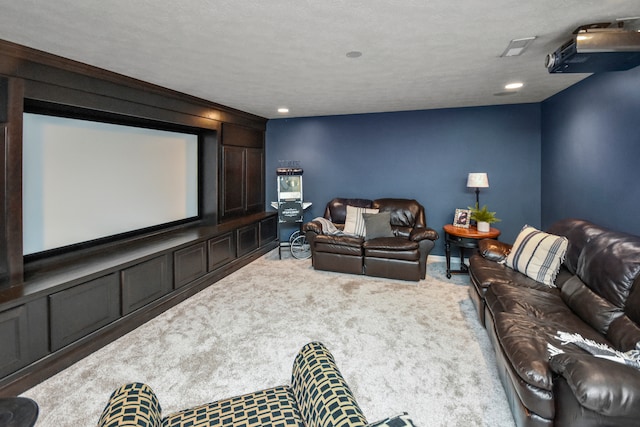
[410, 226, 439, 242]
[550, 353, 640, 418]
[303, 220, 323, 235]
[97, 382, 163, 427]
[291, 342, 368, 427]
[478, 239, 512, 262]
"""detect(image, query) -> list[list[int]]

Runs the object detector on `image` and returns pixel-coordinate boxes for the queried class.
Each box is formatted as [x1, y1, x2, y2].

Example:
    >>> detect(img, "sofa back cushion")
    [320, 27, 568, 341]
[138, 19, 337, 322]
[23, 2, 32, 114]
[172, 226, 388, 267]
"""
[546, 218, 608, 275]
[372, 198, 426, 230]
[561, 275, 623, 335]
[576, 229, 640, 309]
[291, 342, 367, 427]
[324, 198, 373, 224]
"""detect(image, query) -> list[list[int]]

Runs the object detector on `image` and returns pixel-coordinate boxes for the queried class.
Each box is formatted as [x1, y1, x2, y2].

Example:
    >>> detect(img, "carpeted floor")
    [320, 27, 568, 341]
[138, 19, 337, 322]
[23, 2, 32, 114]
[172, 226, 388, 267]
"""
[21, 251, 515, 426]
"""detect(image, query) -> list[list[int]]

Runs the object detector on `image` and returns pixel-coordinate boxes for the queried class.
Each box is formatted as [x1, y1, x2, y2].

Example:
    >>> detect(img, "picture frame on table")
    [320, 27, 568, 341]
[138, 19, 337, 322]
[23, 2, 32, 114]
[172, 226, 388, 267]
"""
[453, 208, 471, 228]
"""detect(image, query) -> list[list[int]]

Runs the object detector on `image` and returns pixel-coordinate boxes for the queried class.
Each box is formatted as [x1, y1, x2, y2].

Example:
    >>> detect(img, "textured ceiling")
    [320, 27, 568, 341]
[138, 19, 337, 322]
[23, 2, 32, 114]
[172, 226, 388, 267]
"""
[0, 0, 639, 119]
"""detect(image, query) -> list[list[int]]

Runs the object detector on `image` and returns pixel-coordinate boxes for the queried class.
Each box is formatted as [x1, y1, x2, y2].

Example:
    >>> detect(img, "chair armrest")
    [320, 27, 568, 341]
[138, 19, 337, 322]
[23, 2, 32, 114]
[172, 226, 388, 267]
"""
[97, 382, 163, 427]
[478, 239, 512, 262]
[410, 227, 439, 242]
[303, 220, 324, 235]
[291, 342, 367, 427]
[550, 353, 640, 418]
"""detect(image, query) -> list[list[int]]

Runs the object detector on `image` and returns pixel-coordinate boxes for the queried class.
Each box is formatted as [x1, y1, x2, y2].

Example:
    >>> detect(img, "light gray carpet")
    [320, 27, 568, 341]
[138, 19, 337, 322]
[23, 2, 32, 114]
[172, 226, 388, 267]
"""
[21, 251, 515, 427]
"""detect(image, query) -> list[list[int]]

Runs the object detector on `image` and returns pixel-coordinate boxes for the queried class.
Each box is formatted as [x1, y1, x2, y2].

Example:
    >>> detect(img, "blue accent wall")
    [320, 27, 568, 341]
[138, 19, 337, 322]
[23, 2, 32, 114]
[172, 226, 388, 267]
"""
[266, 104, 542, 255]
[541, 66, 640, 236]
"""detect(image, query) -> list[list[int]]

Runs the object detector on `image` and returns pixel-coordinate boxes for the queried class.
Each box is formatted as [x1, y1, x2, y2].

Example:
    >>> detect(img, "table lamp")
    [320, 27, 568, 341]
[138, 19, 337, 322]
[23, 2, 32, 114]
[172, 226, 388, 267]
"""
[467, 173, 489, 208]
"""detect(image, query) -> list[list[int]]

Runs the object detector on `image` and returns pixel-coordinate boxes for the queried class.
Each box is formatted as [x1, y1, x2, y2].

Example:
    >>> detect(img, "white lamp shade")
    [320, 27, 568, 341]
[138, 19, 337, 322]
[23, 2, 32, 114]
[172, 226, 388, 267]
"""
[467, 173, 489, 188]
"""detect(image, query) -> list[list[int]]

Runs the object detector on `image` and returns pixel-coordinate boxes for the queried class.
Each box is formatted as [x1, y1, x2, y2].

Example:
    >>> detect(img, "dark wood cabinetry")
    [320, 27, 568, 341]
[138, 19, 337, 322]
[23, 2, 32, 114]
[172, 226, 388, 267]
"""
[208, 233, 236, 271]
[174, 243, 207, 289]
[122, 256, 172, 315]
[49, 274, 120, 351]
[220, 123, 265, 220]
[0, 39, 274, 397]
[0, 299, 47, 377]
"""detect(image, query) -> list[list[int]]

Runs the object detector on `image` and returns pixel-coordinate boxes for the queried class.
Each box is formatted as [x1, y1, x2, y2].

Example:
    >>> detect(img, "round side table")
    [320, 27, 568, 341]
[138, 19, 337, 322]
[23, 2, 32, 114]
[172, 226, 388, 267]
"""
[0, 397, 39, 427]
[443, 224, 500, 279]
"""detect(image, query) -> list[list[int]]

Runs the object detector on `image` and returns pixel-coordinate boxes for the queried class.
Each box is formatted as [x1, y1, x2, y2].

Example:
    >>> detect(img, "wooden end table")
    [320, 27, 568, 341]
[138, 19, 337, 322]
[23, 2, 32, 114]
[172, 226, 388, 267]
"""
[443, 224, 500, 279]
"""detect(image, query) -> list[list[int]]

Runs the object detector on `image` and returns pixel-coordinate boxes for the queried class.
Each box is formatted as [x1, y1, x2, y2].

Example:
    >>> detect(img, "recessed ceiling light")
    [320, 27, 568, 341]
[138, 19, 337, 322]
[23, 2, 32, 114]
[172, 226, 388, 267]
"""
[346, 51, 362, 58]
[505, 82, 524, 90]
[277, 107, 289, 114]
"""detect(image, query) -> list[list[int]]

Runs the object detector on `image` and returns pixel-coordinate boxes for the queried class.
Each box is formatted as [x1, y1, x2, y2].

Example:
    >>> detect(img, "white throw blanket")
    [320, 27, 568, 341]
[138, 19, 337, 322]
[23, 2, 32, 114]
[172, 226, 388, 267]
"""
[548, 331, 640, 370]
[313, 217, 346, 235]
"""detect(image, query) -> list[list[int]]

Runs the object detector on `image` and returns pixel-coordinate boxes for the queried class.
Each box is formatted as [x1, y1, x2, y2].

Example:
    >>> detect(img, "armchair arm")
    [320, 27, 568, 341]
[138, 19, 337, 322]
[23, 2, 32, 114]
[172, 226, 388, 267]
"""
[550, 353, 640, 418]
[410, 227, 439, 242]
[478, 239, 512, 262]
[302, 219, 324, 235]
[97, 382, 163, 427]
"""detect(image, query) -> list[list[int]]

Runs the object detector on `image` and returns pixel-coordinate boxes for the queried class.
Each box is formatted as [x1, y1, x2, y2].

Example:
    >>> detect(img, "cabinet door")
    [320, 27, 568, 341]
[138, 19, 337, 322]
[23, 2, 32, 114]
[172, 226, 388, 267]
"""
[121, 255, 171, 315]
[221, 145, 245, 219]
[245, 148, 264, 214]
[0, 298, 48, 377]
[237, 224, 259, 257]
[50, 274, 120, 351]
[260, 215, 278, 246]
[174, 243, 207, 289]
[208, 232, 236, 271]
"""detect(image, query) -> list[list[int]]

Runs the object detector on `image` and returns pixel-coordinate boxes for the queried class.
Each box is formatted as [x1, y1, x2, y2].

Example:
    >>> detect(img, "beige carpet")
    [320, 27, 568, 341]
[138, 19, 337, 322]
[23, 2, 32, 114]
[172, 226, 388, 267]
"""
[21, 250, 515, 427]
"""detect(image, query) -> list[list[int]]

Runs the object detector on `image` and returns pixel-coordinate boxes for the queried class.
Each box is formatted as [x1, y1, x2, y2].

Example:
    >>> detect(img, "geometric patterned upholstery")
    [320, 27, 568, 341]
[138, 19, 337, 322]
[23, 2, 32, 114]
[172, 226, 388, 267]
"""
[97, 382, 162, 427]
[291, 342, 368, 427]
[162, 386, 304, 427]
[98, 342, 393, 427]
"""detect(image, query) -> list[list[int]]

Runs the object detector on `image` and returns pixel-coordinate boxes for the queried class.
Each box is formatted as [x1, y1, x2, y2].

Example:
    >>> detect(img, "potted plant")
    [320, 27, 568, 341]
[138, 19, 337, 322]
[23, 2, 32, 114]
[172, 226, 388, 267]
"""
[468, 204, 501, 232]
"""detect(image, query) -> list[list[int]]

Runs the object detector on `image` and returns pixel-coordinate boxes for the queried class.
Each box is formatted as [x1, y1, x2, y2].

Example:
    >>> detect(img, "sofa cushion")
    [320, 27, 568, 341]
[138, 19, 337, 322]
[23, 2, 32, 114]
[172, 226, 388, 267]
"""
[343, 205, 379, 237]
[372, 198, 425, 228]
[362, 212, 394, 240]
[561, 275, 623, 336]
[162, 386, 304, 427]
[576, 230, 640, 310]
[505, 225, 568, 287]
[314, 234, 363, 256]
[363, 237, 419, 261]
[324, 198, 373, 224]
[546, 218, 609, 275]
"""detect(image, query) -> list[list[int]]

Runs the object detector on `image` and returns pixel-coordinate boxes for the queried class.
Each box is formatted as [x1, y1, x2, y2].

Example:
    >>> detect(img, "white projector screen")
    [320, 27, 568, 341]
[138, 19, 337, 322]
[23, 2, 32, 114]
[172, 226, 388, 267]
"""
[23, 113, 199, 255]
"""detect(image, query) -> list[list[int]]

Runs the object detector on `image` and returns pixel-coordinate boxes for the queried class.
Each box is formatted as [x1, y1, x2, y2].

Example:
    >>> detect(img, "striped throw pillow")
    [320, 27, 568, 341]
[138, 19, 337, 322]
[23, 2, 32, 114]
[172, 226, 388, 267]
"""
[505, 225, 568, 287]
[343, 205, 379, 237]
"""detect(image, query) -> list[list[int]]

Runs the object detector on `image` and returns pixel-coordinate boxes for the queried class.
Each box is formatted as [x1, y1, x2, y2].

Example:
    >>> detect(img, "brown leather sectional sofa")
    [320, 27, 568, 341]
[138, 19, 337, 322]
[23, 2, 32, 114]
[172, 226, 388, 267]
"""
[469, 218, 640, 427]
[303, 198, 439, 281]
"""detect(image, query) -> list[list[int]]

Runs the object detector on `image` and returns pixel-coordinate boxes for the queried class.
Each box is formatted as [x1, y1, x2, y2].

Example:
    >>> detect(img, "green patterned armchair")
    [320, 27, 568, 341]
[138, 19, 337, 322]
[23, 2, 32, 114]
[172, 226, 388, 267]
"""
[97, 342, 415, 427]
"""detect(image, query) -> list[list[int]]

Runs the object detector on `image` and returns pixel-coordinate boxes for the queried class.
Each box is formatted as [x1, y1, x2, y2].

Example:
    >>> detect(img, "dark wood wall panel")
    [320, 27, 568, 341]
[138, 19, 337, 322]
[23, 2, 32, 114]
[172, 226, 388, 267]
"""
[222, 122, 264, 148]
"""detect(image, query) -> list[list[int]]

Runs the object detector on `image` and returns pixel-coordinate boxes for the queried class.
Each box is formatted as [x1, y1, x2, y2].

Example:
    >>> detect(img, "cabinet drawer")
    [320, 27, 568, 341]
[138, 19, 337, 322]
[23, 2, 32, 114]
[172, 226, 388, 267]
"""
[50, 274, 120, 351]
[121, 255, 171, 315]
[174, 243, 207, 289]
[237, 224, 259, 257]
[208, 233, 236, 271]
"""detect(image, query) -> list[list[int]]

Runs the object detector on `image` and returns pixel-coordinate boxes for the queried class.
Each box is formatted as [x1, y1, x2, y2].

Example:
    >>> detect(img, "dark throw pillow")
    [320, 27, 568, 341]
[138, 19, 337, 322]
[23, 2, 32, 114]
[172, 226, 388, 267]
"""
[362, 212, 394, 240]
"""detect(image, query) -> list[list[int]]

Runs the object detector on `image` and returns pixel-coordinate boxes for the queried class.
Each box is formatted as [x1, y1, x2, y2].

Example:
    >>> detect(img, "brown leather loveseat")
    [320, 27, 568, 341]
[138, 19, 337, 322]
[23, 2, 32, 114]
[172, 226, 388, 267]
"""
[468, 218, 640, 427]
[303, 197, 439, 281]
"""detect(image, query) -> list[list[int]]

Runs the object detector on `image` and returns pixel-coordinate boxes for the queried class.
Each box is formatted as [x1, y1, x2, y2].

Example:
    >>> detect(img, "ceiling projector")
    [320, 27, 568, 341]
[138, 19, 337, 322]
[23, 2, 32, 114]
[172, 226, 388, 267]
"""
[545, 28, 640, 73]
